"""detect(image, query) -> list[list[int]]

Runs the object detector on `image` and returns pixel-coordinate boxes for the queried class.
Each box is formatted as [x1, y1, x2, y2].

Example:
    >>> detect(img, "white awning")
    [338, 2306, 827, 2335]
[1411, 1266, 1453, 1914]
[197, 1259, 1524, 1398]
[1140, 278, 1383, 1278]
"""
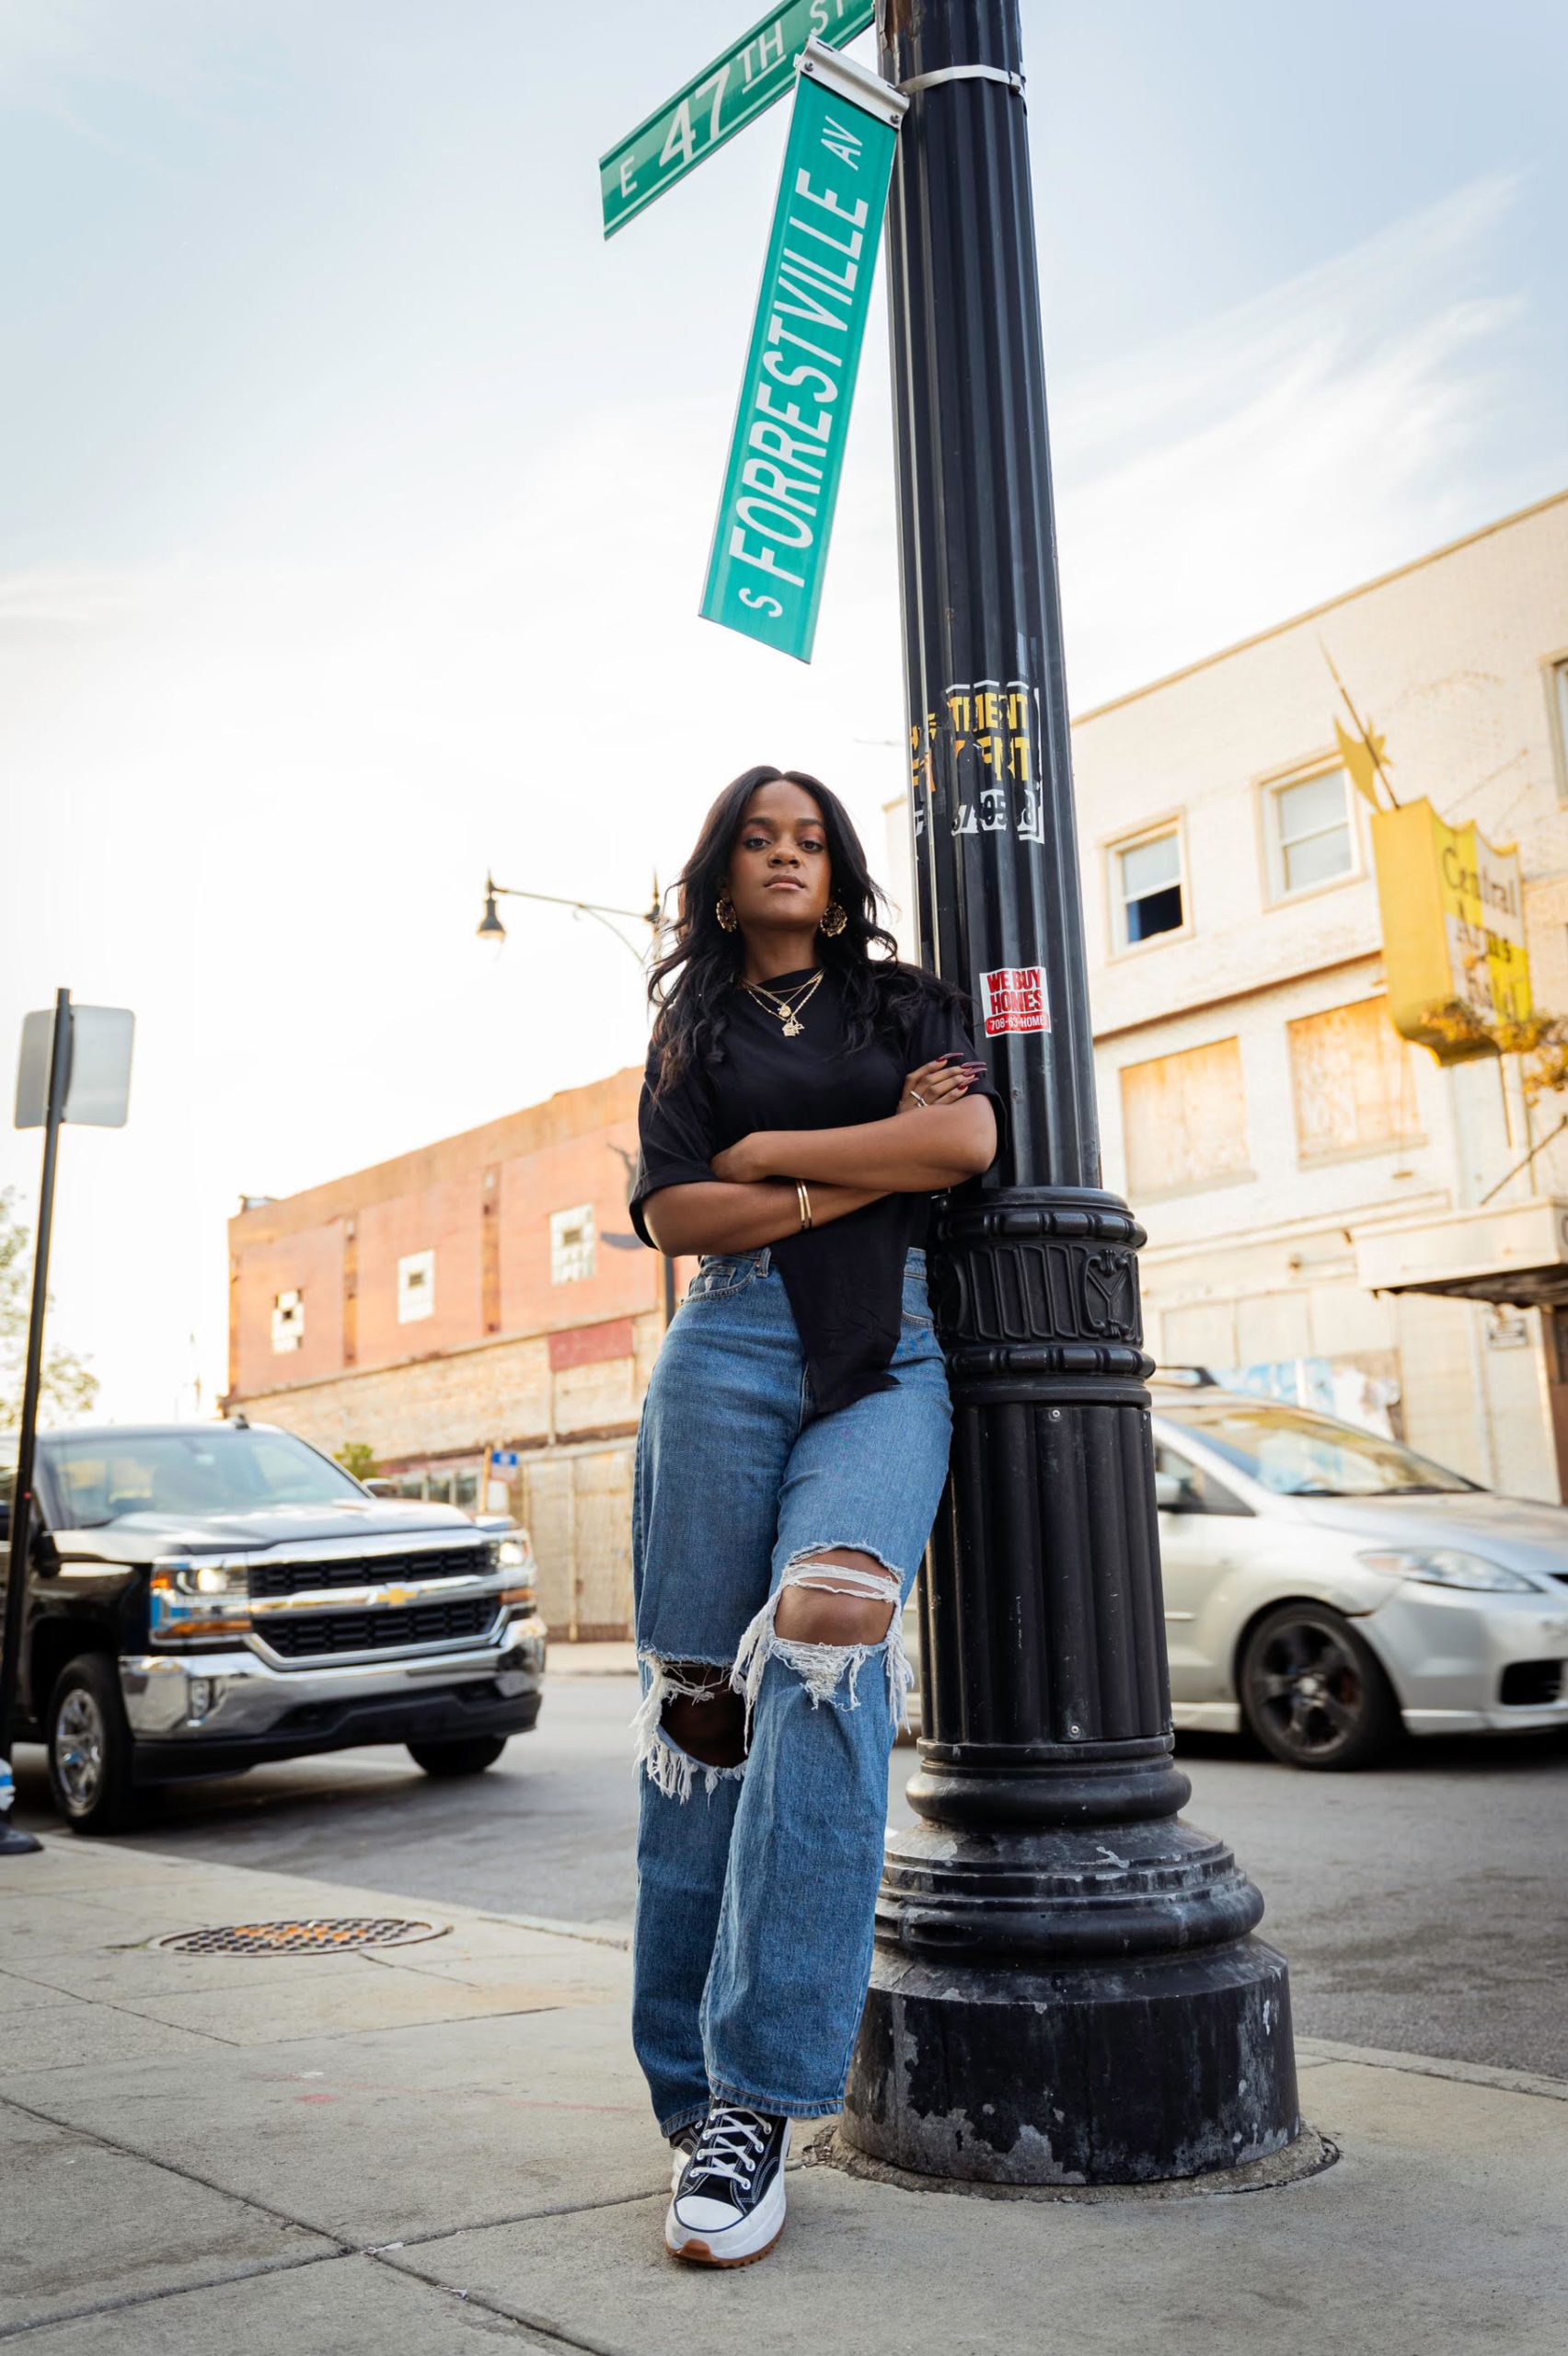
[1355, 1198, 1568, 1307]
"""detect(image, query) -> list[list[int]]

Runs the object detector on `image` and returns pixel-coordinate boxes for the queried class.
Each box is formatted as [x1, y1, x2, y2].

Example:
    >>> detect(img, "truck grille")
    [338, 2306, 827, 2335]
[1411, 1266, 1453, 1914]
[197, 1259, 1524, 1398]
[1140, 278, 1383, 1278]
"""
[248, 1543, 494, 1600]
[262, 1596, 500, 1658]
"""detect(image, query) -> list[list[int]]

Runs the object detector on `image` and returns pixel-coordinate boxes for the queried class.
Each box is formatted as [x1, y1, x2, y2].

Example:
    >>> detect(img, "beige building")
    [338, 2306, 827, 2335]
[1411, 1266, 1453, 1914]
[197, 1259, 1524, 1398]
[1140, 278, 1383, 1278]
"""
[236, 491, 1568, 1650]
[1038, 489, 1568, 1497]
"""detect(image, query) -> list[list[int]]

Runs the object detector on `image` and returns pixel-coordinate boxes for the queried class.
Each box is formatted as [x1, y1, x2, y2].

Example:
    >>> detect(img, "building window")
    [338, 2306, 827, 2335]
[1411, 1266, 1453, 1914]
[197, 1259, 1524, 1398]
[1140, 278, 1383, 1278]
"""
[1119, 1036, 1250, 1199]
[1267, 768, 1355, 896]
[1113, 826, 1185, 949]
[1287, 997, 1422, 1161]
[550, 1203, 596, 1286]
[271, 1290, 304, 1353]
[397, 1248, 435, 1324]
[1550, 658, 1568, 799]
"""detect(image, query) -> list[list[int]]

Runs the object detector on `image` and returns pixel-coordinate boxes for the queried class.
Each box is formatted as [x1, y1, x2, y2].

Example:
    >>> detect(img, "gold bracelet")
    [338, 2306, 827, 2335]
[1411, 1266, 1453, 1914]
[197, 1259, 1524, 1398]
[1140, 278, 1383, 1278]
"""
[797, 1181, 813, 1232]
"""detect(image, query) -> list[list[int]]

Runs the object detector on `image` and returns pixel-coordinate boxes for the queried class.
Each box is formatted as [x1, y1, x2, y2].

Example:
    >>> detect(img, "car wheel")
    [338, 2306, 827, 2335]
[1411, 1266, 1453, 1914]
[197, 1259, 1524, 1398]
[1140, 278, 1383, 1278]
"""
[406, 1737, 509, 1777]
[47, 1654, 137, 1834]
[1239, 1604, 1401, 1772]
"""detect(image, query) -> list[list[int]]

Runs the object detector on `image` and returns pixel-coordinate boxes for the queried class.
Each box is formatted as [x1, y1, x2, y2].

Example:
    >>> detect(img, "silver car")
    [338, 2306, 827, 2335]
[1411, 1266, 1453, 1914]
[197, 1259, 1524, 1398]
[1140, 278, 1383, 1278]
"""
[1151, 1380, 1568, 1769]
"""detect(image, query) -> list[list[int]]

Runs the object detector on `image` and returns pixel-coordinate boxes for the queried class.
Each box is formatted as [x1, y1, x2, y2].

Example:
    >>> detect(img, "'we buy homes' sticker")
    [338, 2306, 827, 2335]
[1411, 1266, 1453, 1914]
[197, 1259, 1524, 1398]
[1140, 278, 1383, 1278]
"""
[979, 965, 1049, 1036]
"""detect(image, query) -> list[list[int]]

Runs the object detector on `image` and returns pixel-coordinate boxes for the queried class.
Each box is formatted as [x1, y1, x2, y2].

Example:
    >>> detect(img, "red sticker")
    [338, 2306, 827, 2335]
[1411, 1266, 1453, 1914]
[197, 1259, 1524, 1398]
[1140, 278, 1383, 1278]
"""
[980, 964, 1049, 1036]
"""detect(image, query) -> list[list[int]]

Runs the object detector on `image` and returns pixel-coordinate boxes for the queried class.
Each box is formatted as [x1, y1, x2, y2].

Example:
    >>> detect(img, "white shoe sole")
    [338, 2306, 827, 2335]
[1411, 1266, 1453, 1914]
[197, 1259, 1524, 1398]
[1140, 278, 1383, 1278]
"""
[665, 2121, 791, 2268]
[665, 2170, 787, 2268]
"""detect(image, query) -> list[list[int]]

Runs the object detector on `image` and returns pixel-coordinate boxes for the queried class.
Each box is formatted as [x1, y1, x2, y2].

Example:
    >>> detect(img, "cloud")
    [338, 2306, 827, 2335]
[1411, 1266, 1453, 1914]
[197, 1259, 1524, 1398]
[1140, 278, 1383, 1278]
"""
[1050, 175, 1532, 704]
[0, 157, 1548, 1417]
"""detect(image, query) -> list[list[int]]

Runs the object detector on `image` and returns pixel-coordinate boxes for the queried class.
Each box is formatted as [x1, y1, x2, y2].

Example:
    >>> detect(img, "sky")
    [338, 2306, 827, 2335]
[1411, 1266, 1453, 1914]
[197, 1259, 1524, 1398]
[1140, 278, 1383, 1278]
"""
[2, 0, 1566, 1421]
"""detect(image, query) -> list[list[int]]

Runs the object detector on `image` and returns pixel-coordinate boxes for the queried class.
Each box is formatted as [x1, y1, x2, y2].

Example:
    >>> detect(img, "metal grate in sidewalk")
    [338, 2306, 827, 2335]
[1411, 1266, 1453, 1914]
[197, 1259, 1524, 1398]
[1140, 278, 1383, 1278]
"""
[153, 1916, 448, 1954]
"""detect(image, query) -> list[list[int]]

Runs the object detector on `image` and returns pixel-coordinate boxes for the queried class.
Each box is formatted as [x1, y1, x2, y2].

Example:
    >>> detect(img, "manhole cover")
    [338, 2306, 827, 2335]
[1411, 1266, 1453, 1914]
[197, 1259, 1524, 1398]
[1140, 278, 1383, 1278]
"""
[154, 1917, 448, 1955]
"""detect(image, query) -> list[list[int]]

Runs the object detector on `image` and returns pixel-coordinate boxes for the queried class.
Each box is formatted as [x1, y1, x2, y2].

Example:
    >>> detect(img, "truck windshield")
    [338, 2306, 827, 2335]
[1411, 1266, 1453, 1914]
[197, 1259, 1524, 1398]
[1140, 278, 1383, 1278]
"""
[42, 1429, 364, 1528]
[1177, 1402, 1478, 1498]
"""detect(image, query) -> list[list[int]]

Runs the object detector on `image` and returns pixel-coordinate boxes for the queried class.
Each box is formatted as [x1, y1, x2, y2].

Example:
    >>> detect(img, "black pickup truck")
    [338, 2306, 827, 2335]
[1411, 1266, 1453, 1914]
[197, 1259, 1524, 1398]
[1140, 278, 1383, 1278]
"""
[0, 1419, 547, 1833]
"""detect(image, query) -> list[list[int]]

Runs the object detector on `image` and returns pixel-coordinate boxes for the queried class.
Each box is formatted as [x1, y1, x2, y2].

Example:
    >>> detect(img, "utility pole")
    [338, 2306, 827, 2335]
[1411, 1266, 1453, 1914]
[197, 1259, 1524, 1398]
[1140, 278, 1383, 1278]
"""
[0, 994, 73, 1854]
[841, 0, 1301, 2182]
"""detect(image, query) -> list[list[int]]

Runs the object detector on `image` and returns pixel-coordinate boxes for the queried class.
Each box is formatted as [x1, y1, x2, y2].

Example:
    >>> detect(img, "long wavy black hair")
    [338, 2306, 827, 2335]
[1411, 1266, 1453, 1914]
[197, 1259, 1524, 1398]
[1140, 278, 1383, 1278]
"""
[649, 766, 955, 1091]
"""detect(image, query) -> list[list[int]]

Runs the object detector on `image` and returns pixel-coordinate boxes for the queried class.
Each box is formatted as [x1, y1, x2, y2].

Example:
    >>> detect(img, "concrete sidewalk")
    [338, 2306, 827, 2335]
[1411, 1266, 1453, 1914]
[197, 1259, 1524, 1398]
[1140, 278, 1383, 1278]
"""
[3, 1838, 1565, 2353]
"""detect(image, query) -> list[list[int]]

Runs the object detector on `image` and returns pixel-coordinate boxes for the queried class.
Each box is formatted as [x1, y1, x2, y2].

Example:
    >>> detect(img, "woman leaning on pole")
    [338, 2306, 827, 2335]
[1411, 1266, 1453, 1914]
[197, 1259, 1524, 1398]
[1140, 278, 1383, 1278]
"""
[627, 763, 999, 2266]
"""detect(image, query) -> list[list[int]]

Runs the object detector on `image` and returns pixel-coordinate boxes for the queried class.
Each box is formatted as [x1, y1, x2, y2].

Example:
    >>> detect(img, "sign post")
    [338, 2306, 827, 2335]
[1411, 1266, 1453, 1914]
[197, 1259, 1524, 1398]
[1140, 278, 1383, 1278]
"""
[700, 40, 904, 661]
[833, 0, 1302, 2185]
[0, 993, 134, 1855]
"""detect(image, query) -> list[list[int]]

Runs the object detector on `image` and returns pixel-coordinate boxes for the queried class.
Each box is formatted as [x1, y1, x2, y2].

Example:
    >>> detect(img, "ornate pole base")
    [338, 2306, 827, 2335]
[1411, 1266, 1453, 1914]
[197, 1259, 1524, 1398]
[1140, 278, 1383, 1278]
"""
[845, 1849, 1298, 2185]
[839, 1187, 1301, 2183]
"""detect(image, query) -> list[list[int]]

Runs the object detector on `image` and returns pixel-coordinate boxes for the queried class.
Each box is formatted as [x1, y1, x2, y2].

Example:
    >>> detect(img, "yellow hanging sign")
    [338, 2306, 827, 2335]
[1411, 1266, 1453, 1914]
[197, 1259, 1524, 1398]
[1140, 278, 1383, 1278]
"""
[1372, 798, 1531, 1061]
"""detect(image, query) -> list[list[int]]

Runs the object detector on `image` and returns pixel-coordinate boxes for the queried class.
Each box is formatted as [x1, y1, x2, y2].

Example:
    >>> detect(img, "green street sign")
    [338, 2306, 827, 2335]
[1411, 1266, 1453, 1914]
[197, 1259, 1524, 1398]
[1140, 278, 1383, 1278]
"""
[700, 42, 905, 664]
[600, 0, 874, 237]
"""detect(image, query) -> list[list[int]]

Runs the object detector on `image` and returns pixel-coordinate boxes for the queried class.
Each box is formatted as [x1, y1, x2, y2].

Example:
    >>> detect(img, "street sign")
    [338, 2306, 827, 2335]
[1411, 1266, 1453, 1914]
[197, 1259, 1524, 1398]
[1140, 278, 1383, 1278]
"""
[600, 0, 873, 237]
[490, 1449, 521, 1473]
[15, 1004, 134, 1129]
[699, 41, 905, 663]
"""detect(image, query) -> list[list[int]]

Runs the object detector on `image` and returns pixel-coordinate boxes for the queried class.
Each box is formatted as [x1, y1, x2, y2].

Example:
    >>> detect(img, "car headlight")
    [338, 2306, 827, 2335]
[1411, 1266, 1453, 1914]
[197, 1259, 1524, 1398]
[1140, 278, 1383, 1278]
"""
[151, 1561, 252, 1642]
[1357, 1548, 1536, 1593]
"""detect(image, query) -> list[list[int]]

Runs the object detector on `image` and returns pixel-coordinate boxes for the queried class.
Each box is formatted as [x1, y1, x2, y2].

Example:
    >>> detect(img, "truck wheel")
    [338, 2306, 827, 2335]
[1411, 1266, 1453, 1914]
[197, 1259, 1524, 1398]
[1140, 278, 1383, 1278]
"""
[407, 1736, 509, 1778]
[47, 1654, 137, 1834]
[1239, 1604, 1401, 1771]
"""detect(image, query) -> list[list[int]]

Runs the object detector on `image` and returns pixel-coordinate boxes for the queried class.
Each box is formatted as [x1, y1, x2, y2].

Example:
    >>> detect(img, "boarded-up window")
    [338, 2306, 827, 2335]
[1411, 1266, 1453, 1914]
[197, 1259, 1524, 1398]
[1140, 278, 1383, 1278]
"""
[1120, 1037, 1249, 1198]
[1288, 997, 1421, 1161]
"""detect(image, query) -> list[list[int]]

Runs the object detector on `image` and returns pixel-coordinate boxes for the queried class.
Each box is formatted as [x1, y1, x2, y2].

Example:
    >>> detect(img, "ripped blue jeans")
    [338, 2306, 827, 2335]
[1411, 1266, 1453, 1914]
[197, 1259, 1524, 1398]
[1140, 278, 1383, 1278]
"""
[630, 1247, 951, 2133]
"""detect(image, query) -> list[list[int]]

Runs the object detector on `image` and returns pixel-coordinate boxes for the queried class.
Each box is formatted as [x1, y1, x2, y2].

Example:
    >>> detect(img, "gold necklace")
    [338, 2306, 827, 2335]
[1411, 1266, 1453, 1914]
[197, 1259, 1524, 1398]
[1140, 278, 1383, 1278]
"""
[743, 968, 826, 1037]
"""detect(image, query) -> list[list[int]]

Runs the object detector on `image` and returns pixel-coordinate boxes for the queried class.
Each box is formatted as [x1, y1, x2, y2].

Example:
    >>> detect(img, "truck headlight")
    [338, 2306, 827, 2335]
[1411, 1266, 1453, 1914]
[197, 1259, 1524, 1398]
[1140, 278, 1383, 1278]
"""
[497, 1537, 529, 1570]
[1357, 1548, 1536, 1593]
[151, 1563, 252, 1642]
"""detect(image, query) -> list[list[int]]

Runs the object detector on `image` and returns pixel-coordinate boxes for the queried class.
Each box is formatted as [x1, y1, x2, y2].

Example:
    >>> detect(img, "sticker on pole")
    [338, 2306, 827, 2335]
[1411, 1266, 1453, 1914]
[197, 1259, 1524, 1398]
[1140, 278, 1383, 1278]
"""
[979, 966, 1049, 1037]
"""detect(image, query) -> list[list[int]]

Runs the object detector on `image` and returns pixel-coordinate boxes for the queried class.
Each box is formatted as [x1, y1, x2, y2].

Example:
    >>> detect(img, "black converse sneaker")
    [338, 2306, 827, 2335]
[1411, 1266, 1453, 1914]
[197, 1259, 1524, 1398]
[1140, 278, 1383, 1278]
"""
[668, 2121, 701, 2192]
[665, 2103, 791, 2267]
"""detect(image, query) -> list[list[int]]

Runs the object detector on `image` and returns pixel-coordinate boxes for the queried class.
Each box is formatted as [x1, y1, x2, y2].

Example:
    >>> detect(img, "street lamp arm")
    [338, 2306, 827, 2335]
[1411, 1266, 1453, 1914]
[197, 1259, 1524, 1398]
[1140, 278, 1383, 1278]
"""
[489, 878, 658, 928]
[479, 873, 662, 972]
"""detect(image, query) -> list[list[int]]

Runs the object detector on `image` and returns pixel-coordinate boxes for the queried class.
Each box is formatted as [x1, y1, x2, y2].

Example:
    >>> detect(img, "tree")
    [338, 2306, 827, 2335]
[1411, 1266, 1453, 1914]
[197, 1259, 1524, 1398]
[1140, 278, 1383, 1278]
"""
[334, 1440, 379, 1482]
[0, 1188, 99, 1429]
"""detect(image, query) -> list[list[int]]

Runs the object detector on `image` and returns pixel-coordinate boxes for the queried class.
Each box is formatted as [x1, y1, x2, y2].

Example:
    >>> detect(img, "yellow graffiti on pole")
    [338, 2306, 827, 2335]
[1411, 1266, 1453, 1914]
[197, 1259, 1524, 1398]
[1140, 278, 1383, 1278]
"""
[1372, 799, 1531, 1062]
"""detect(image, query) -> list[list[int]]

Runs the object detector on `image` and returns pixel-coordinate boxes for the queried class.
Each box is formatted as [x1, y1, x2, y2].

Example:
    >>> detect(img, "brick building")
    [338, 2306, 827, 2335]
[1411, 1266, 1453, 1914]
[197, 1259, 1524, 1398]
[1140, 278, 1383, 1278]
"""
[225, 1069, 687, 1639]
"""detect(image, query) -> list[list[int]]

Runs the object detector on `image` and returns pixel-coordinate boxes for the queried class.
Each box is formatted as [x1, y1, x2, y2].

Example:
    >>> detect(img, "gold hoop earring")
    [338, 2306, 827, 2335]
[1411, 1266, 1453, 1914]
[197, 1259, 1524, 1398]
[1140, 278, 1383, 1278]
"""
[716, 895, 738, 932]
[819, 901, 848, 938]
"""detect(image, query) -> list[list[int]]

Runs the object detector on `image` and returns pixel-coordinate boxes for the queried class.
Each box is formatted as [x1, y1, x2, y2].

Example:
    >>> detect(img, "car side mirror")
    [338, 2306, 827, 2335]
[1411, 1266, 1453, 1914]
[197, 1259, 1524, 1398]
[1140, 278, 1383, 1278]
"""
[362, 1478, 396, 1498]
[1153, 1471, 1187, 1513]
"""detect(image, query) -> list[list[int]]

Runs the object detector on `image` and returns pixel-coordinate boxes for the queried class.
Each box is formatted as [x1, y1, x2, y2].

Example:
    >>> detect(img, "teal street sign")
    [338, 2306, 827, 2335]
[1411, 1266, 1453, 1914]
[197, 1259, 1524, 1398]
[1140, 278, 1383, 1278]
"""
[699, 42, 905, 664]
[600, 0, 874, 237]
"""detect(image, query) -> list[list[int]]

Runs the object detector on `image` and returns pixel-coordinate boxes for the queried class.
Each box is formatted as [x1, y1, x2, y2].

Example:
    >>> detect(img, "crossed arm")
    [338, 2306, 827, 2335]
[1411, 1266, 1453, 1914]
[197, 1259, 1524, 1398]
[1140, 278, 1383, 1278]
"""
[639, 1088, 996, 1259]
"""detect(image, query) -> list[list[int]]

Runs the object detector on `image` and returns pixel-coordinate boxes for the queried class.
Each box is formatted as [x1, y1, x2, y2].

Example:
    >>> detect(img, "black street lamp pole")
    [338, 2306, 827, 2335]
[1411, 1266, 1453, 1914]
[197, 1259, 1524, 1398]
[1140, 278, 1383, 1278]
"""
[843, 0, 1300, 2183]
[476, 874, 674, 1321]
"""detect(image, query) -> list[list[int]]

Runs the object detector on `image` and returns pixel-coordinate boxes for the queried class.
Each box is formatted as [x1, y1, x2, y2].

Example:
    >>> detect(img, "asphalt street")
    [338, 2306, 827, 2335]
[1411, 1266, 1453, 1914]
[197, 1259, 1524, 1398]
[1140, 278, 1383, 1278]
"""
[13, 1674, 1568, 2077]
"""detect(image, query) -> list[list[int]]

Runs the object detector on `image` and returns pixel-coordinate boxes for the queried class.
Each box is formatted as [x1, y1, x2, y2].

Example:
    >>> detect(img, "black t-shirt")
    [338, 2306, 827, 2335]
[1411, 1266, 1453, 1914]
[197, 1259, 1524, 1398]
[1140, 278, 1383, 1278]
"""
[630, 966, 1000, 1415]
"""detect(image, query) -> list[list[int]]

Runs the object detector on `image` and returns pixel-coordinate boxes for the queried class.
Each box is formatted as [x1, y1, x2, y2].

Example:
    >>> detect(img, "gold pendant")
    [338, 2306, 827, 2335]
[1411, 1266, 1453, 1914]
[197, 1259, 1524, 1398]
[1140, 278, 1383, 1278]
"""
[783, 1017, 802, 1036]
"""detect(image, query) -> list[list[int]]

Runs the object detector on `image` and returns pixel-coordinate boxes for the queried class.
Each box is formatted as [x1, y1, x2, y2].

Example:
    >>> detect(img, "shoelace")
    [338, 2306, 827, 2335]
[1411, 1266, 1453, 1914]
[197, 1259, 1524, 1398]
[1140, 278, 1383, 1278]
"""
[685, 2105, 769, 2190]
